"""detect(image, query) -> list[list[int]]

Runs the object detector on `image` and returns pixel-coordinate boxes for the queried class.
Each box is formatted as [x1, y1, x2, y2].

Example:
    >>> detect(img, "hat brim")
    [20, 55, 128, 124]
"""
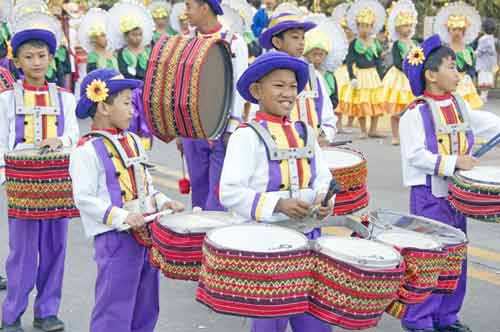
[237, 56, 309, 104]
[76, 79, 143, 119]
[259, 21, 316, 50]
[11, 29, 57, 56]
[403, 34, 442, 97]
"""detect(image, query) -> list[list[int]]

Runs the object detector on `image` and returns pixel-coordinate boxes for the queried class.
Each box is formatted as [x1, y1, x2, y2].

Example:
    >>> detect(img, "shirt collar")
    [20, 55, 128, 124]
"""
[423, 90, 453, 101]
[255, 111, 289, 124]
[22, 80, 49, 92]
[197, 23, 223, 36]
[91, 127, 125, 136]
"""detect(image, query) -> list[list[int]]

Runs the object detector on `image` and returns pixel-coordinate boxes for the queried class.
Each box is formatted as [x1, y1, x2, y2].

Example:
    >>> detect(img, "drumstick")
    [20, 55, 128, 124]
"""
[322, 179, 342, 207]
[473, 132, 500, 158]
[120, 209, 173, 231]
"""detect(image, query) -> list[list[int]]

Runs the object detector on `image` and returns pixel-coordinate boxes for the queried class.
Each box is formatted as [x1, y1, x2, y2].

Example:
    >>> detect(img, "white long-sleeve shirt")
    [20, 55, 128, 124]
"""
[400, 93, 500, 193]
[220, 112, 332, 222]
[70, 131, 170, 238]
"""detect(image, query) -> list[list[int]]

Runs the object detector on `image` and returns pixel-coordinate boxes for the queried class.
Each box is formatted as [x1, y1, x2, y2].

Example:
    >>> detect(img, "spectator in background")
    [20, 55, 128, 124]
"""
[476, 18, 498, 103]
[251, 0, 279, 38]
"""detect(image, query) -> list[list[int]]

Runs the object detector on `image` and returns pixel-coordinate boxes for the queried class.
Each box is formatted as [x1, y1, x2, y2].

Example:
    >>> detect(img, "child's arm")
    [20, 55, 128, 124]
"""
[346, 40, 357, 81]
[226, 35, 249, 133]
[311, 137, 333, 195]
[317, 73, 338, 143]
[59, 93, 80, 147]
[0, 92, 10, 183]
[144, 166, 184, 212]
[469, 105, 500, 143]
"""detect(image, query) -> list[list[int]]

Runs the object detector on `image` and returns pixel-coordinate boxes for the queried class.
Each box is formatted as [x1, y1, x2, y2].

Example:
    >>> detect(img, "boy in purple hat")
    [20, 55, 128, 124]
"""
[220, 51, 334, 332]
[178, 0, 248, 210]
[0, 16, 79, 332]
[400, 34, 500, 332]
[69, 68, 184, 332]
[258, 7, 337, 146]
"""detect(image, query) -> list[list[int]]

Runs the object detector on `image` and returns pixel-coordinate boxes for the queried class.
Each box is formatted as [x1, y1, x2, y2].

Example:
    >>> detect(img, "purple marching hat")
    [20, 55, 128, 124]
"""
[11, 29, 57, 56]
[237, 51, 309, 104]
[403, 34, 443, 96]
[205, 0, 223, 15]
[76, 68, 143, 119]
[259, 13, 316, 50]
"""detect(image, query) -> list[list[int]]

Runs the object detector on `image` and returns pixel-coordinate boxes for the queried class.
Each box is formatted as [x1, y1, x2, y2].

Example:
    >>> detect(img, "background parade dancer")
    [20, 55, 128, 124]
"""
[149, 1, 177, 44]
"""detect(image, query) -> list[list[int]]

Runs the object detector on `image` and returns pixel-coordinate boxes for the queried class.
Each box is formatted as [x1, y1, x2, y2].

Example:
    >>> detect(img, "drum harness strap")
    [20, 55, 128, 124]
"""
[246, 120, 315, 199]
[415, 93, 471, 155]
[85, 130, 149, 213]
[297, 64, 319, 124]
[14, 81, 60, 145]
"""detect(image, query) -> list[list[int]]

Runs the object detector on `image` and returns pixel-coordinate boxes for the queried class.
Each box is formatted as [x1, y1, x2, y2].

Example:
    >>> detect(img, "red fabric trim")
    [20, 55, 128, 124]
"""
[255, 111, 288, 124]
[22, 80, 49, 91]
[90, 127, 123, 135]
[423, 90, 453, 101]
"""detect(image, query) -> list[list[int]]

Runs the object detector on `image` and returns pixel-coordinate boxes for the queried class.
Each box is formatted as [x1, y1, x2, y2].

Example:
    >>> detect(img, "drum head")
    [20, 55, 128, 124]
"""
[158, 211, 247, 234]
[370, 209, 467, 245]
[456, 166, 500, 188]
[321, 148, 363, 169]
[6, 147, 72, 158]
[198, 42, 233, 139]
[206, 224, 308, 253]
[316, 236, 401, 270]
[376, 230, 442, 250]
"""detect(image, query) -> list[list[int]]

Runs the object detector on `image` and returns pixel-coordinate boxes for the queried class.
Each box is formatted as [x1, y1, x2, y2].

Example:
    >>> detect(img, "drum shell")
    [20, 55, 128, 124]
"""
[143, 35, 233, 143]
[333, 185, 369, 216]
[323, 147, 367, 190]
[435, 243, 467, 293]
[4, 150, 79, 220]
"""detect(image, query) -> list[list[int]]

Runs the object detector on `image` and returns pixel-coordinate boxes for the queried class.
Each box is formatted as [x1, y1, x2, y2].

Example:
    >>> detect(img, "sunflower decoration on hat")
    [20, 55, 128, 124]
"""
[304, 14, 348, 72]
[78, 8, 114, 53]
[434, 1, 480, 45]
[86, 79, 109, 103]
[347, 0, 386, 36]
[108, 0, 154, 49]
[170, 2, 188, 35]
[387, 0, 417, 42]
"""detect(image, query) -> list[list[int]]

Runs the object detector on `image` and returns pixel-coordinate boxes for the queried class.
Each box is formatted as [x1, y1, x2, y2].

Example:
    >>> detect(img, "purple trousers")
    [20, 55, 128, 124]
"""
[251, 228, 332, 332]
[2, 218, 68, 324]
[402, 186, 467, 330]
[90, 231, 159, 332]
[182, 138, 226, 211]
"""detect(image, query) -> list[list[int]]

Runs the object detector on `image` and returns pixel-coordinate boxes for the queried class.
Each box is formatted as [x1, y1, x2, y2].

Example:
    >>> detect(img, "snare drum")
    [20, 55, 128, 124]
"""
[4, 148, 79, 220]
[143, 35, 233, 143]
[369, 209, 468, 293]
[375, 230, 447, 318]
[150, 211, 246, 281]
[309, 237, 404, 330]
[321, 147, 369, 215]
[449, 166, 500, 223]
[196, 224, 312, 318]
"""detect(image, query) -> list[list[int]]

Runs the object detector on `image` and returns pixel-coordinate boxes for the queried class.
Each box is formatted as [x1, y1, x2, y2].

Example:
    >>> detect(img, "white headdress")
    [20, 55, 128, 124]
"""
[78, 8, 114, 53]
[221, 0, 255, 32]
[434, 2, 481, 44]
[108, 0, 154, 49]
[387, 0, 418, 41]
[148, 1, 172, 20]
[347, 0, 386, 35]
[10, 0, 49, 28]
[0, 0, 13, 23]
[12, 11, 62, 48]
[331, 3, 350, 23]
[170, 2, 187, 34]
[273, 3, 304, 17]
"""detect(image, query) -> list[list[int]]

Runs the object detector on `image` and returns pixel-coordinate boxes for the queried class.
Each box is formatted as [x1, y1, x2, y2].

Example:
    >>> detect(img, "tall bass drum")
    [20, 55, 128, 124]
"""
[143, 35, 234, 143]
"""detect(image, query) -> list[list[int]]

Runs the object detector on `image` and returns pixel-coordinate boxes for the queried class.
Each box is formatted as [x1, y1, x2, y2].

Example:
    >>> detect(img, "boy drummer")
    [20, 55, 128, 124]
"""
[259, 8, 337, 146]
[0, 14, 79, 332]
[400, 34, 500, 332]
[70, 68, 184, 332]
[220, 51, 334, 332]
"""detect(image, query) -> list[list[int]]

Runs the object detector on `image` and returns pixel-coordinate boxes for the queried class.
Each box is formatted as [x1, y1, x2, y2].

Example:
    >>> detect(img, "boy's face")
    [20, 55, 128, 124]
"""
[448, 27, 465, 42]
[126, 28, 143, 48]
[426, 56, 460, 94]
[304, 48, 327, 69]
[263, 0, 278, 10]
[107, 89, 134, 130]
[14, 44, 52, 82]
[357, 23, 373, 38]
[250, 69, 298, 118]
[185, 0, 207, 28]
[93, 34, 108, 49]
[397, 24, 412, 38]
[272, 28, 305, 58]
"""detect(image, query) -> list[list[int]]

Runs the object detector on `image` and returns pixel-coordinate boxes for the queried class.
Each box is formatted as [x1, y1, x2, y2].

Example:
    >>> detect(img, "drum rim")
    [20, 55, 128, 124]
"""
[321, 146, 366, 168]
[156, 211, 247, 234]
[204, 223, 310, 253]
[5, 147, 72, 157]
[375, 230, 443, 250]
[455, 166, 500, 188]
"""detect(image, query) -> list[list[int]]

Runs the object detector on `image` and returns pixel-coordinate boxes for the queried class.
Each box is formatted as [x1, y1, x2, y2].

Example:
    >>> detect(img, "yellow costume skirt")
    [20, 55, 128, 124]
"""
[456, 73, 483, 109]
[335, 65, 353, 115]
[350, 67, 384, 117]
[381, 66, 415, 115]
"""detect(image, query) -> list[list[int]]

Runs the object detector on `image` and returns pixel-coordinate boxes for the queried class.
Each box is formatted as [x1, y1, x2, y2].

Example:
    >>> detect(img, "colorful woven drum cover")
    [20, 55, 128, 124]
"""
[436, 243, 467, 293]
[309, 237, 404, 330]
[132, 224, 153, 248]
[449, 166, 500, 223]
[375, 231, 448, 319]
[150, 211, 246, 281]
[321, 147, 369, 215]
[143, 35, 234, 143]
[196, 224, 313, 318]
[0, 67, 14, 92]
[5, 148, 79, 220]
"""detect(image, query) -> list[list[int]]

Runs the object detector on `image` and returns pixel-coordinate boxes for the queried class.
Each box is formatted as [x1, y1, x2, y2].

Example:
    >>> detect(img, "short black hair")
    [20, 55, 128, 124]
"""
[15, 40, 50, 58]
[483, 18, 497, 35]
[88, 91, 122, 118]
[423, 46, 456, 74]
[194, 0, 216, 15]
[271, 28, 303, 49]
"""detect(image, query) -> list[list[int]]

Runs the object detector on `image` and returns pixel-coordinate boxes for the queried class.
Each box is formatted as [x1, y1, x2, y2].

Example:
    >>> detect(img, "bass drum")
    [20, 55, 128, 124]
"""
[143, 35, 234, 143]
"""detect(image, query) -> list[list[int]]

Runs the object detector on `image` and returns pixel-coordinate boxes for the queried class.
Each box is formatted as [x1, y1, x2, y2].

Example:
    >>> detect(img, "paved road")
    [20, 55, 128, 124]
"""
[1, 100, 499, 332]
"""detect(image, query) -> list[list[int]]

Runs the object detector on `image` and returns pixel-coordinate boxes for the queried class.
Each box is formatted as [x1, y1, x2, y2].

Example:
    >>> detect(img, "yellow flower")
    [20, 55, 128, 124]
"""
[407, 47, 425, 66]
[396, 11, 417, 27]
[86, 79, 109, 103]
[120, 16, 142, 33]
[447, 15, 468, 29]
[356, 8, 376, 25]
[88, 24, 106, 38]
[152, 7, 168, 19]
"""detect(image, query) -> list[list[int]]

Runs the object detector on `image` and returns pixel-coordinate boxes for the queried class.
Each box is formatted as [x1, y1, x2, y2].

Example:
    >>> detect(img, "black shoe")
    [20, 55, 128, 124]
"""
[33, 316, 64, 332]
[404, 327, 438, 332]
[0, 276, 6, 290]
[1, 318, 24, 332]
[438, 321, 472, 332]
